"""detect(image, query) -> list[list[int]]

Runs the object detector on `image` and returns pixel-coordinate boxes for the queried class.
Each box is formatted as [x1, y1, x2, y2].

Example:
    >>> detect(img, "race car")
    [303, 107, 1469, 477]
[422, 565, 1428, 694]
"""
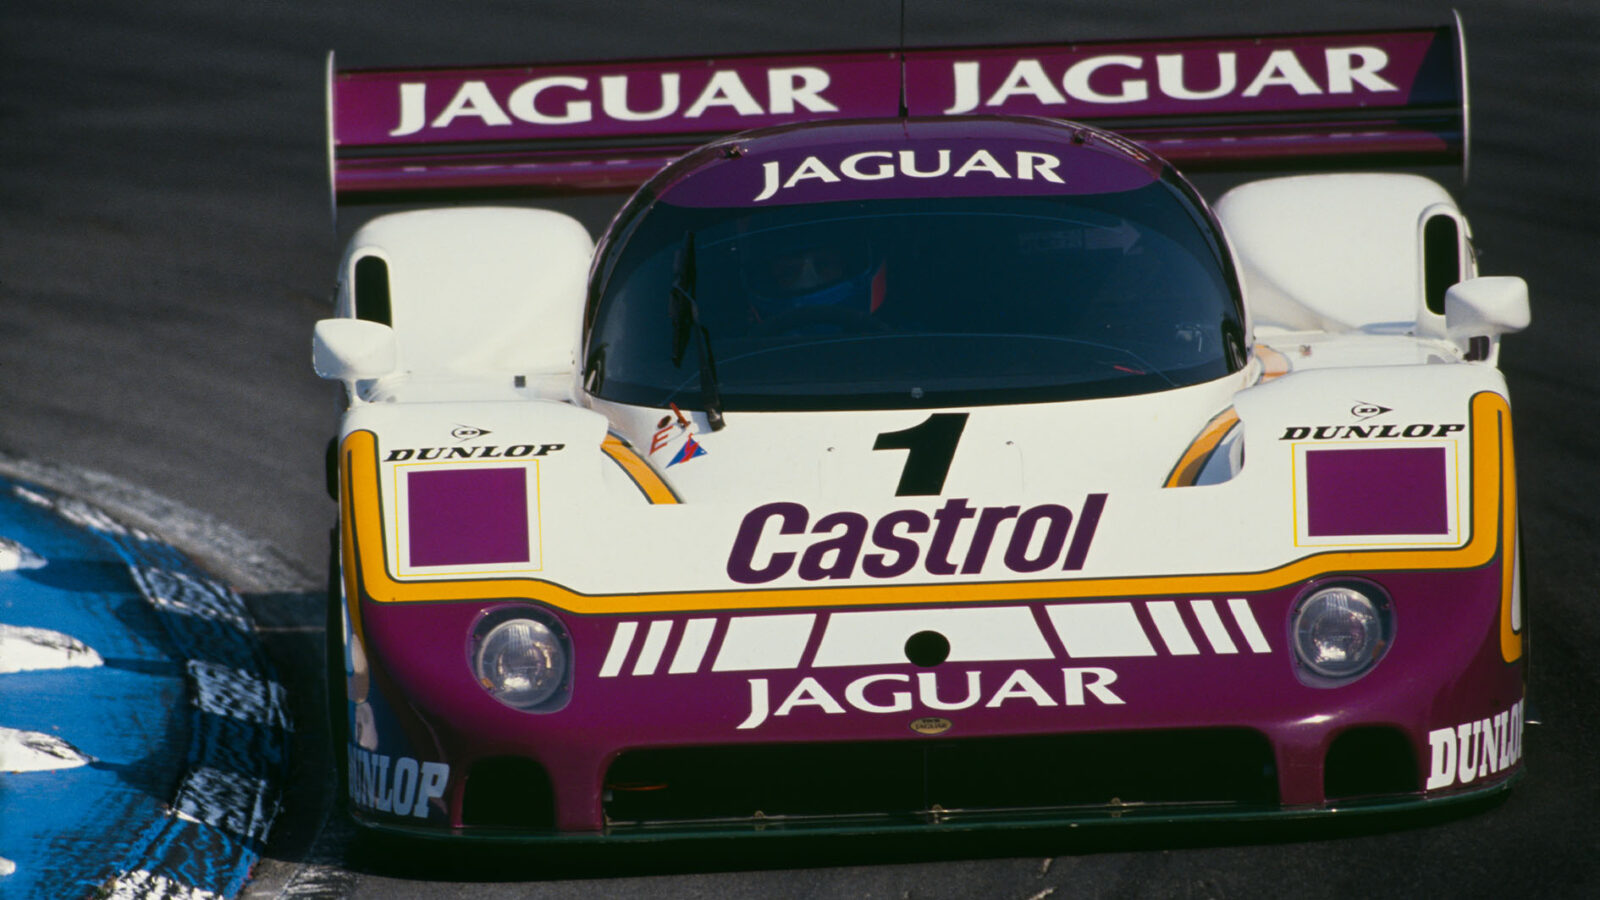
[314, 20, 1529, 840]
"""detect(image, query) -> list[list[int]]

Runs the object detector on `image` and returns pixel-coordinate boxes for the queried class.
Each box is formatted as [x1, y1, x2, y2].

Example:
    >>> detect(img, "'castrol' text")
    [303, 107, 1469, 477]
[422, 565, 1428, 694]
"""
[727, 494, 1106, 584]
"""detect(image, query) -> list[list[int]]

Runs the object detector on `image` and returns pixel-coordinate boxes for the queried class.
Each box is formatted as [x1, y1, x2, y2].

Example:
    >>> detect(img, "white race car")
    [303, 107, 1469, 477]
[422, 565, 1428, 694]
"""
[316, 20, 1528, 841]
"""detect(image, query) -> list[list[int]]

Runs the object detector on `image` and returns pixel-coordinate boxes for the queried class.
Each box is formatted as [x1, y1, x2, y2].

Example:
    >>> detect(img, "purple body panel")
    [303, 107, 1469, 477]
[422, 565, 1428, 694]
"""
[328, 25, 1463, 199]
[348, 564, 1521, 833]
[659, 120, 1159, 208]
[899, 31, 1452, 120]
[405, 467, 530, 567]
[334, 52, 900, 147]
[1305, 447, 1450, 536]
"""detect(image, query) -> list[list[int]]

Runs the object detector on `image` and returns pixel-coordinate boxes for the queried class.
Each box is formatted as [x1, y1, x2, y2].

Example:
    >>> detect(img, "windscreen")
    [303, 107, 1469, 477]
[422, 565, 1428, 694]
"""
[585, 181, 1244, 412]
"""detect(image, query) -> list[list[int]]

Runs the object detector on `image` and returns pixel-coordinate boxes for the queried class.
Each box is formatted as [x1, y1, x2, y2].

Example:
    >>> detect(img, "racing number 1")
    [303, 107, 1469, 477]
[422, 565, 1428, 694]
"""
[873, 413, 968, 496]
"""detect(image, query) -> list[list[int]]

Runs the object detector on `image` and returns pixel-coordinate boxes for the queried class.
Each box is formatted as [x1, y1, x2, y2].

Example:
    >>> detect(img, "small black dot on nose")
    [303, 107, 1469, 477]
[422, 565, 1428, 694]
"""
[905, 630, 950, 667]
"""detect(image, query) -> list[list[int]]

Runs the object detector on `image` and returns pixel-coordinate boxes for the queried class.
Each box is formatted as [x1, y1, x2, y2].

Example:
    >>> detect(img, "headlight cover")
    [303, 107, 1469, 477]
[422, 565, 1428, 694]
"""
[470, 607, 571, 712]
[1291, 581, 1394, 686]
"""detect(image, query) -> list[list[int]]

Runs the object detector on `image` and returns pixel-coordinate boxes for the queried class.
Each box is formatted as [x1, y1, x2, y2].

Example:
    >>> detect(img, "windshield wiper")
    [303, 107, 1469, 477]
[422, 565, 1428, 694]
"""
[668, 233, 725, 431]
[584, 343, 607, 393]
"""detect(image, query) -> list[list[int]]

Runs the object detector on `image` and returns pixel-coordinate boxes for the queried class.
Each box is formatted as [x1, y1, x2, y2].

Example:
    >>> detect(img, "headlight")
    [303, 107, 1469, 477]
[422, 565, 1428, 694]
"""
[472, 612, 570, 711]
[1291, 582, 1393, 683]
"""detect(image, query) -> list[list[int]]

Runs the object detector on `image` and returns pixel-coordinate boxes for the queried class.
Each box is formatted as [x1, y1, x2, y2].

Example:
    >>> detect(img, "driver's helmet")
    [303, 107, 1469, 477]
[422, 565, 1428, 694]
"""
[741, 227, 883, 320]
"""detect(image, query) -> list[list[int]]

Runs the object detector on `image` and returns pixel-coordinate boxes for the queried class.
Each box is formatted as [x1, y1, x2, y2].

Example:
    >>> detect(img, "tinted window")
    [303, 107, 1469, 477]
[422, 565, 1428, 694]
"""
[1423, 214, 1461, 316]
[353, 255, 392, 325]
[586, 182, 1243, 411]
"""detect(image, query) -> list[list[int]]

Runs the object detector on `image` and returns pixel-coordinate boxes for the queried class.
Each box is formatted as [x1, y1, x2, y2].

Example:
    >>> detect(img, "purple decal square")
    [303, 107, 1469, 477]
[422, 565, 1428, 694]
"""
[1305, 447, 1448, 537]
[407, 467, 530, 567]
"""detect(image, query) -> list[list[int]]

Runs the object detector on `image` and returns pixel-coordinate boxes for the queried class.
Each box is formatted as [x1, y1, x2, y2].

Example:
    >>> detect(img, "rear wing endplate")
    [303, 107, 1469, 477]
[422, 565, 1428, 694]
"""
[328, 18, 1467, 205]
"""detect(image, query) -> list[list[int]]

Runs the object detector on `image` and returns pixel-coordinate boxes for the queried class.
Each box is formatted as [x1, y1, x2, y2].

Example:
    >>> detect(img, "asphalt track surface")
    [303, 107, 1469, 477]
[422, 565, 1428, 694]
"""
[1, 0, 1596, 897]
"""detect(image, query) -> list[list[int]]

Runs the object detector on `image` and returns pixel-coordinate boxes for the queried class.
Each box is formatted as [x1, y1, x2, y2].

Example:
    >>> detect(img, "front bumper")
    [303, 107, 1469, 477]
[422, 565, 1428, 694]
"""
[337, 563, 1526, 838]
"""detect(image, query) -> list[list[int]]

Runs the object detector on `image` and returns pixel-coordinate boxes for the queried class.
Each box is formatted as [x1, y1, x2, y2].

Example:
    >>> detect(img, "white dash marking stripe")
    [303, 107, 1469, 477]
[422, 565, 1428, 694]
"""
[0, 726, 92, 772]
[712, 614, 816, 672]
[173, 766, 277, 843]
[0, 536, 46, 572]
[131, 567, 251, 631]
[598, 621, 637, 678]
[13, 486, 135, 536]
[1228, 598, 1272, 653]
[814, 606, 1051, 667]
[1046, 603, 1156, 658]
[0, 624, 104, 673]
[632, 620, 672, 676]
[1190, 600, 1238, 654]
[1145, 601, 1200, 655]
[668, 618, 716, 674]
[102, 871, 224, 900]
[188, 660, 291, 729]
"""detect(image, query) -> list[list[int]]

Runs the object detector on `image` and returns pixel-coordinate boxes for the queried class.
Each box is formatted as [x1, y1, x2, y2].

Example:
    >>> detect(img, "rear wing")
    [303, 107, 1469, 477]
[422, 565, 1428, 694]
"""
[328, 19, 1467, 205]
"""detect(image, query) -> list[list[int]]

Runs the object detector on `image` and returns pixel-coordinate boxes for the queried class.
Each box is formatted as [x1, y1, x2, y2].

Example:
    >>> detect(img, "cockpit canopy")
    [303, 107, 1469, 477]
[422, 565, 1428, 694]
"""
[585, 118, 1246, 412]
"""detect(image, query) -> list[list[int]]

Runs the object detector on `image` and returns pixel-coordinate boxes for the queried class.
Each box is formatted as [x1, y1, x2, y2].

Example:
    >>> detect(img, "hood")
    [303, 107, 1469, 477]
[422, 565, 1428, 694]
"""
[591, 373, 1247, 504]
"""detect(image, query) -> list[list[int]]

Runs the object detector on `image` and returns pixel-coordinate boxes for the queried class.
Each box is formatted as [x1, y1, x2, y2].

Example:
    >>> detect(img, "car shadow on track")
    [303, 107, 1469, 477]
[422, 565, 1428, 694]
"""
[332, 783, 1510, 884]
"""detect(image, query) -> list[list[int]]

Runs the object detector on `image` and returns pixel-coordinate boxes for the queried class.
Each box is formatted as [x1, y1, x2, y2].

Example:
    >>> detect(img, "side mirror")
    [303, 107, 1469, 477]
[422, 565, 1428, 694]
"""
[1445, 276, 1530, 340]
[313, 318, 397, 383]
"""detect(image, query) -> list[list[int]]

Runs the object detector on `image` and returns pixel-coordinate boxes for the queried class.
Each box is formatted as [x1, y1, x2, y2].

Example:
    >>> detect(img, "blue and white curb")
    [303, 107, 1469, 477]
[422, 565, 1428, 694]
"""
[0, 477, 292, 899]
[0, 623, 104, 675]
[0, 722, 95, 771]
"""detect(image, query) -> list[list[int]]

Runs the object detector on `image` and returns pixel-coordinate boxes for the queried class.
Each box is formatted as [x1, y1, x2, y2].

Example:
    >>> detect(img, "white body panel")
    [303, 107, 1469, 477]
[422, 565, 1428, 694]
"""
[334, 207, 592, 391]
[323, 175, 1523, 599]
[338, 361, 1501, 596]
[589, 373, 1248, 503]
[1216, 173, 1472, 334]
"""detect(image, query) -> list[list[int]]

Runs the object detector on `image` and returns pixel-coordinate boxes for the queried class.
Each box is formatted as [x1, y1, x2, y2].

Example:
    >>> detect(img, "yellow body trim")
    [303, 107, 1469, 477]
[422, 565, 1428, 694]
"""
[339, 444, 365, 644]
[1164, 407, 1241, 488]
[340, 392, 1513, 616]
[1497, 403, 1522, 663]
[1255, 344, 1292, 382]
[601, 434, 680, 505]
